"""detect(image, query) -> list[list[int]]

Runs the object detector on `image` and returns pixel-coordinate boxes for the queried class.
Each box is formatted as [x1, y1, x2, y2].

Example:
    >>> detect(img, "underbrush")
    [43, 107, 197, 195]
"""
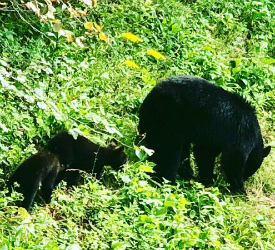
[1, 165, 275, 249]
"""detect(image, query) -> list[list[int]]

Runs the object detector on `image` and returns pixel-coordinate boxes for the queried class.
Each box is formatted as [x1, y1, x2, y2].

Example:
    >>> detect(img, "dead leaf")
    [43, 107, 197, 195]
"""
[80, 0, 96, 8]
[25, 1, 41, 17]
[45, 5, 56, 19]
[75, 36, 86, 48]
[92, 0, 97, 7]
[85, 31, 95, 36]
[78, 9, 88, 16]
[53, 22, 62, 32]
[67, 2, 88, 17]
[58, 29, 66, 37]
[82, 0, 92, 8]
[40, 4, 48, 15]
[67, 3, 79, 17]
[58, 29, 74, 43]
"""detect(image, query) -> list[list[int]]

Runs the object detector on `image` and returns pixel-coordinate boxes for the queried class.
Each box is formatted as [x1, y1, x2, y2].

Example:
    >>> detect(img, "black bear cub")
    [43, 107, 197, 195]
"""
[48, 131, 127, 186]
[7, 151, 60, 211]
[139, 75, 271, 193]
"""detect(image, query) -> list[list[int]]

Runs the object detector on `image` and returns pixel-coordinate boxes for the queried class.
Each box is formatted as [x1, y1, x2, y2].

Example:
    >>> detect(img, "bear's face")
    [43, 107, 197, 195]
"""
[108, 145, 127, 171]
[244, 145, 271, 181]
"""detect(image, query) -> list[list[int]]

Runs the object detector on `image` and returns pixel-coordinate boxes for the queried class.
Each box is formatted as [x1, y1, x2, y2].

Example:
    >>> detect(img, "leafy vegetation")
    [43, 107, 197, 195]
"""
[0, 0, 275, 249]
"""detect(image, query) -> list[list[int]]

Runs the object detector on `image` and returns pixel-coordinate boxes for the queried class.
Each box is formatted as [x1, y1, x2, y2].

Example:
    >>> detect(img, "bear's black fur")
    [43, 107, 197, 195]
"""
[48, 131, 127, 187]
[139, 75, 271, 193]
[7, 151, 60, 211]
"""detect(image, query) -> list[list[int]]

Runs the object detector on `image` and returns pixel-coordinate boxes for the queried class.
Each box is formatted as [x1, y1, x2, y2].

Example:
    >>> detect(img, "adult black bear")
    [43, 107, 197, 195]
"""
[139, 75, 271, 193]
[48, 131, 127, 186]
[7, 151, 60, 211]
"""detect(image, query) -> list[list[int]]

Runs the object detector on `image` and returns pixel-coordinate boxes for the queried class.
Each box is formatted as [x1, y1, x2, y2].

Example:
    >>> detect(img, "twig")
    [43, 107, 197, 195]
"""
[10, 1, 53, 42]
[69, 116, 134, 149]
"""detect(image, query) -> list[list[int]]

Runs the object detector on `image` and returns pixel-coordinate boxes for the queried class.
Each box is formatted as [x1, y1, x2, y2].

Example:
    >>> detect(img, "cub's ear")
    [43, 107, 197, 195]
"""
[263, 146, 271, 158]
[110, 138, 119, 146]
[115, 146, 124, 152]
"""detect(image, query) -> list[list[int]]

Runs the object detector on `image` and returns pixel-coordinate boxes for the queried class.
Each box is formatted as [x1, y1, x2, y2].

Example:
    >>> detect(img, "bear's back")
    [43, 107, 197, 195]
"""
[155, 76, 252, 112]
[139, 75, 261, 148]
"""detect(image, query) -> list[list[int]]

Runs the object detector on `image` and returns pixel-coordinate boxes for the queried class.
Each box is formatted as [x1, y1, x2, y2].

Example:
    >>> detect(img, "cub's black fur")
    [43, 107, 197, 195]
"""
[139, 75, 271, 193]
[55, 169, 86, 187]
[7, 151, 60, 211]
[48, 131, 127, 186]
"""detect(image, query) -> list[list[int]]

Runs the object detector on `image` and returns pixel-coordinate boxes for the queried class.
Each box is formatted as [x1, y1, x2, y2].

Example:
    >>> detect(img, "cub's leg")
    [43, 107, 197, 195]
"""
[21, 181, 40, 211]
[41, 166, 60, 204]
[55, 169, 83, 188]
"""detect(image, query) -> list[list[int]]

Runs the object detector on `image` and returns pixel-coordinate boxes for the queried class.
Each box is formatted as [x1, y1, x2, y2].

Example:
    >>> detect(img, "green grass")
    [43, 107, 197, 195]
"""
[0, 0, 275, 249]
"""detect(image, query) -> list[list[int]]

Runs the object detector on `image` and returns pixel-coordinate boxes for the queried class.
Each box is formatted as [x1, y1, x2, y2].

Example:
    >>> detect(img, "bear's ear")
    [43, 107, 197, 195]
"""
[263, 146, 271, 158]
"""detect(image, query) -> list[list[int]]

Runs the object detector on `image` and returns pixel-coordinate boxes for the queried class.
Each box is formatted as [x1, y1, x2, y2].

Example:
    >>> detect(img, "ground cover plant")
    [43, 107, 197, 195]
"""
[0, 0, 275, 249]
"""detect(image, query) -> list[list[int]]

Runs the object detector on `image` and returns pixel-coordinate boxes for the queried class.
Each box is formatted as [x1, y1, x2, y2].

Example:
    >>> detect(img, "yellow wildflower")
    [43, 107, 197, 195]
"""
[177, 196, 191, 210]
[66, 32, 74, 43]
[138, 165, 153, 172]
[125, 60, 139, 69]
[84, 22, 94, 30]
[137, 188, 144, 192]
[147, 49, 166, 60]
[52, 19, 60, 23]
[18, 207, 29, 219]
[94, 23, 102, 32]
[121, 32, 143, 42]
[99, 32, 109, 44]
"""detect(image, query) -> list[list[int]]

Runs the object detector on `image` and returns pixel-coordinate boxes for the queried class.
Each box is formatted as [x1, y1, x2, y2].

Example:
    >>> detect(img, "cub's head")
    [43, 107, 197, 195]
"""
[48, 131, 75, 165]
[107, 139, 127, 170]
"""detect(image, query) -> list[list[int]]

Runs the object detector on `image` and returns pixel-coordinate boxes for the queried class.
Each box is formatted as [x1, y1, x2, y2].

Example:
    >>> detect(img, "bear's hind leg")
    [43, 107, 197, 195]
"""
[221, 150, 247, 194]
[194, 145, 219, 186]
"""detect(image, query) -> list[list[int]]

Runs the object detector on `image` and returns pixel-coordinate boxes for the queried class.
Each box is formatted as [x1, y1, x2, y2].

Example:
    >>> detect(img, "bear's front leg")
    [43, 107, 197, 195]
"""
[152, 145, 183, 184]
[221, 150, 247, 194]
[194, 145, 220, 186]
[177, 143, 194, 180]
